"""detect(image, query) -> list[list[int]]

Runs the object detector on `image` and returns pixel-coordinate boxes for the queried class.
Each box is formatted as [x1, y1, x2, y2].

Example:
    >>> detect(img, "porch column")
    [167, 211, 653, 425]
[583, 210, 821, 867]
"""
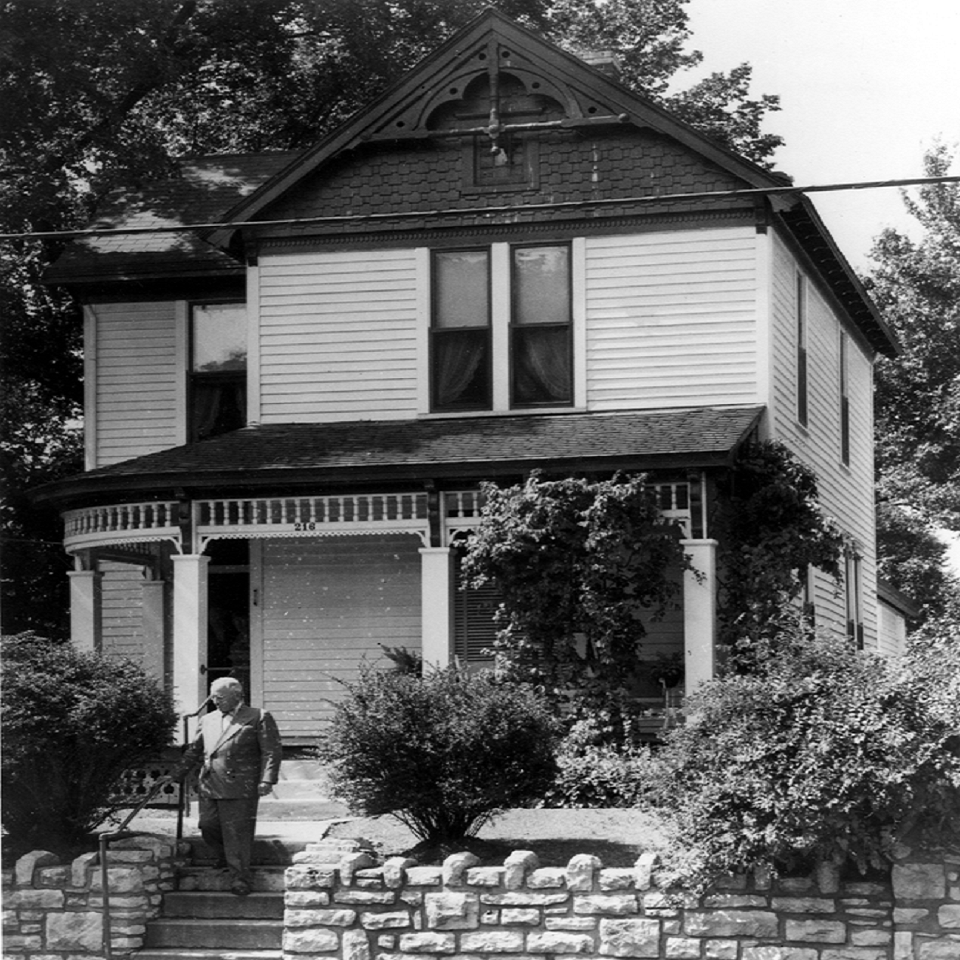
[141, 578, 166, 683]
[68, 569, 102, 652]
[171, 554, 210, 718]
[420, 546, 452, 669]
[682, 538, 718, 698]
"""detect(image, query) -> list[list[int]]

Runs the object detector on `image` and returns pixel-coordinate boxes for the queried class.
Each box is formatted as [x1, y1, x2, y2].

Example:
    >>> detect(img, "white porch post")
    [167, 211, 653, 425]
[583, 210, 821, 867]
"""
[420, 546, 452, 669]
[68, 569, 102, 652]
[682, 538, 718, 698]
[172, 554, 210, 720]
[141, 578, 166, 683]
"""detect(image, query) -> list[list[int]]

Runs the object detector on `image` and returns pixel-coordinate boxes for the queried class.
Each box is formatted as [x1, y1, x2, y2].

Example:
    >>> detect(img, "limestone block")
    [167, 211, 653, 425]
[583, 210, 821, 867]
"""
[703, 894, 768, 909]
[285, 908, 356, 927]
[633, 853, 657, 892]
[442, 852, 479, 886]
[892, 862, 946, 901]
[566, 855, 602, 892]
[15, 851, 59, 886]
[398, 931, 456, 953]
[424, 891, 479, 930]
[105, 849, 153, 864]
[597, 917, 660, 957]
[527, 868, 566, 889]
[938, 903, 960, 928]
[45, 911, 103, 952]
[383, 858, 417, 889]
[770, 897, 836, 913]
[893, 907, 929, 923]
[818, 949, 887, 960]
[36, 866, 70, 887]
[684, 909, 779, 939]
[545, 917, 596, 932]
[784, 918, 846, 943]
[465, 867, 503, 887]
[286, 890, 332, 908]
[340, 852, 376, 884]
[342, 927, 371, 960]
[112, 835, 172, 857]
[526, 930, 594, 954]
[359, 910, 410, 930]
[703, 939, 739, 959]
[480, 891, 569, 907]
[405, 867, 443, 887]
[741, 948, 817, 960]
[282, 927, 340, 952]
[664, 937, 700, 958]
[5, 889, 65, 910]
[286, 864, 337, 889]
[599, 869, 635, 891]
[89, 866, 144, 894]
[573, 893, 637, 916]
[500, 908, 539, 925]
[851, 929, 892, 946]
[334, 889, 396, 906]
[504, 851, 539, 891]
[913, 938, 960, 960]
[460, 929, 525, 952]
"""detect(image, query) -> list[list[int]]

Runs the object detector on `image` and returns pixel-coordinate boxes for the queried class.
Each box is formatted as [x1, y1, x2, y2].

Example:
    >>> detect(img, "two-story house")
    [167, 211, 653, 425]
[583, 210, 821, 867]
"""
[37, 10, 898, 745]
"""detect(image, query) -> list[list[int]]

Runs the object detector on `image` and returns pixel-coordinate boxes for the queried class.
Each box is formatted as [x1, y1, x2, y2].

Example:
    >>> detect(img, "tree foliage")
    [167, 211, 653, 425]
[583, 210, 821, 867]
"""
[865, 144, 960, 622]
[649, 622, 960, 888]
[713, 441, 845, 662]
[461, 473, 689, 740]
[1, 0, 782, 633]
[1, 633, 178, 851]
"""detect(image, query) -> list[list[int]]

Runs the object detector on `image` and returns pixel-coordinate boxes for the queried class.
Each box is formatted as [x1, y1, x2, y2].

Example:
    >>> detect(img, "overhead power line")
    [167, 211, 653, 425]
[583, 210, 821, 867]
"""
[1, 175, 958, 242]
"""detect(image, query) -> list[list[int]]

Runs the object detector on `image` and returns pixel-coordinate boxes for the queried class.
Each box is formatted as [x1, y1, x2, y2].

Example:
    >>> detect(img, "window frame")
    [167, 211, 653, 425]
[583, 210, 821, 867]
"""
[188, 300, 248, 443]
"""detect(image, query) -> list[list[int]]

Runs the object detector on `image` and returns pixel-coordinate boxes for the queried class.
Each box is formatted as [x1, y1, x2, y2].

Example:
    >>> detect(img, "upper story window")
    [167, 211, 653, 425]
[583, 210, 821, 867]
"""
[190, 302, 247, 442]
[430, 243, 572, 413]
[796, 273, 808, 427]
[839, 331, 850, 465]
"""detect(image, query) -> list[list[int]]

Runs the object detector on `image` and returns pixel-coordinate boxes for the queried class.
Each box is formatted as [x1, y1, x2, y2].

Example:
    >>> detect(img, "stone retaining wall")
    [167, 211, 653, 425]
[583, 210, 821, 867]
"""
[283, 839, 960, 960]
[2, 835, 178, 960]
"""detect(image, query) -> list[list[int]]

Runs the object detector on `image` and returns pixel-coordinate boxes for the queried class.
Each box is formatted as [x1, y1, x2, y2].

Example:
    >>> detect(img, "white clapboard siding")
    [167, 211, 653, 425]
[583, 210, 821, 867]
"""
[584, 228, 759, 409]
[260, 534, 421, 740]
[99, 561, 145, 662]
[258, 250, 420, 423]
[94, 301, 180, 465]
[768, 233, 878, 646]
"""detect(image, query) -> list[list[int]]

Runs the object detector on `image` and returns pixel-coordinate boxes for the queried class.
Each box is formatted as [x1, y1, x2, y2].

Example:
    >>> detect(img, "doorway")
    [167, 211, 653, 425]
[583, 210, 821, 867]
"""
[206, 540, 250, 696]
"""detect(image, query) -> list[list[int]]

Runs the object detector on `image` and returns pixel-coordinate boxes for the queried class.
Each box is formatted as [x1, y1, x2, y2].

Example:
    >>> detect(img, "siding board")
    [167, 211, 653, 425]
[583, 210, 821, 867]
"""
[584, 228, 759, 410]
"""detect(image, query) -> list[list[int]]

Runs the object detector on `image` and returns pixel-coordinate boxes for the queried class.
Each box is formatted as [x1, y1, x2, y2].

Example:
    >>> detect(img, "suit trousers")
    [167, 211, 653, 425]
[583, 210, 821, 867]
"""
[198, 795, 259, 883]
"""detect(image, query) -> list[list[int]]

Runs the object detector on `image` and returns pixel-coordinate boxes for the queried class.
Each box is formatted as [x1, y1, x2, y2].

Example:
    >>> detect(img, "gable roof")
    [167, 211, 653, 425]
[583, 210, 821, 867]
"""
[34, 406, 764, 507]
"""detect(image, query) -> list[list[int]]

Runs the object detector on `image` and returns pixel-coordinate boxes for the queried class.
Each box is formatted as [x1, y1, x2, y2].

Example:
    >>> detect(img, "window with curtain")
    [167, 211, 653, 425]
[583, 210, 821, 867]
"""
[796, 274, 808, 427]
[431, 249, 491, 411]
[190, 302, 247, 442]
[511, 244, 572, 406]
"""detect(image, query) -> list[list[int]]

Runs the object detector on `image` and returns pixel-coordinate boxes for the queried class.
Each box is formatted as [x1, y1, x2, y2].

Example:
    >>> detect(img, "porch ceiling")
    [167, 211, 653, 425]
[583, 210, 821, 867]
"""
[35, 405, 764, 508]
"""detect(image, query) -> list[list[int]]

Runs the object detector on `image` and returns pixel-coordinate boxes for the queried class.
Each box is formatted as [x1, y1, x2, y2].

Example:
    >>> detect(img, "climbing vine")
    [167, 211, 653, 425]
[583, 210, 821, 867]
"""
[714, 440, 845, 667]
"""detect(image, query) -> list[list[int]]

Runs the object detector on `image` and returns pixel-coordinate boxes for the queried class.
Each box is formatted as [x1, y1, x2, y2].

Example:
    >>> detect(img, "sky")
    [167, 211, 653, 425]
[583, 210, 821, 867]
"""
[678, 0, 960, 271]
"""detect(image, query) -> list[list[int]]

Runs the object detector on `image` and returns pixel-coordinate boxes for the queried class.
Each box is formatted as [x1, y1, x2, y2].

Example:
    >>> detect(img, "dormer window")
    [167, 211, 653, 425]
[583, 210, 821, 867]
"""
[190, 302, 247, 442]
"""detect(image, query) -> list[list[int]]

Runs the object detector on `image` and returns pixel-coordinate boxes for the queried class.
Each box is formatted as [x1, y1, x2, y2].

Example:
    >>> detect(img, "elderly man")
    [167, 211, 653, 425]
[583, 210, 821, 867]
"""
[174, 677, 282, 896]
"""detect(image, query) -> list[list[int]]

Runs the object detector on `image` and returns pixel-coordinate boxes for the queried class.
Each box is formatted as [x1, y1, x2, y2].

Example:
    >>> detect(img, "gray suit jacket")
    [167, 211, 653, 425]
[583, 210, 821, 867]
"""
[179, 704, 282, 800]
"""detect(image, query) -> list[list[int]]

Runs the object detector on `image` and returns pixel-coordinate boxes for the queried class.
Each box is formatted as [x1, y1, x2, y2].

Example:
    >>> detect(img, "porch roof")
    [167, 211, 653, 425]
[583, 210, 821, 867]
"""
[36, 405, 765, 507]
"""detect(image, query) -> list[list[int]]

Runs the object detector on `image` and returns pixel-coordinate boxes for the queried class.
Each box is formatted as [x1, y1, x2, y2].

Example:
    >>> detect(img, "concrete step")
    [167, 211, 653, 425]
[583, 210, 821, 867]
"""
[135, 951, 280, 960]
[161, 891, 283, 920]
[144, 918, 281, 950]
[177, 866, 286, 893]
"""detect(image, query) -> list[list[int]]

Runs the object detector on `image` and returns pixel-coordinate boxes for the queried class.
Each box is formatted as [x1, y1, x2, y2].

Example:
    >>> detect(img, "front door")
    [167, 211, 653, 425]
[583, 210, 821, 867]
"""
[206, 540, 250, 696]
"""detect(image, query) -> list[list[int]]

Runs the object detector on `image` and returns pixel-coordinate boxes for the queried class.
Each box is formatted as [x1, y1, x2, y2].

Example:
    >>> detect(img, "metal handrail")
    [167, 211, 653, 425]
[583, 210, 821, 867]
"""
[98, 777, 184, 960]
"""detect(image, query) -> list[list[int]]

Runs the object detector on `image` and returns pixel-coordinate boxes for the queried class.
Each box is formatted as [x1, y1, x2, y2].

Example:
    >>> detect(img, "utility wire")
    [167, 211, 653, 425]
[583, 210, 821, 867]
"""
[1, 175, 958, 242]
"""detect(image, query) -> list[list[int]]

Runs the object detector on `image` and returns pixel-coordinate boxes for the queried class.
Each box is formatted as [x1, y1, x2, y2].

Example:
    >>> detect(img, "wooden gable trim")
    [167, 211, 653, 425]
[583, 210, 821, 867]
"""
[207, 9, 780, 249]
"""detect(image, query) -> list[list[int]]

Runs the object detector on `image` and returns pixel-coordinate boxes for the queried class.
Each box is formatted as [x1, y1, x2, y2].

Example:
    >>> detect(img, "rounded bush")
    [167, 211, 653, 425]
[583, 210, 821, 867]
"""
[649, 623, 960, 885]
[1, 633, 177, 851]
[318, 665, 560, 846]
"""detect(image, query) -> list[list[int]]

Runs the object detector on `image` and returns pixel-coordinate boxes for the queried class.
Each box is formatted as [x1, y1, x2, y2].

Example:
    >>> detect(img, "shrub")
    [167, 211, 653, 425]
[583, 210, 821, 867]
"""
[542, 718, 661, 808]
[648, 622, 960, 887]
[318, 665, 560, 846]
[1, 633, 177, 851]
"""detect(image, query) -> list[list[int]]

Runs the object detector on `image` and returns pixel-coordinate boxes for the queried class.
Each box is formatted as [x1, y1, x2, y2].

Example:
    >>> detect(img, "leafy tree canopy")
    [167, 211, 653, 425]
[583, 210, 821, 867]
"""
[865, 144, 960, 621]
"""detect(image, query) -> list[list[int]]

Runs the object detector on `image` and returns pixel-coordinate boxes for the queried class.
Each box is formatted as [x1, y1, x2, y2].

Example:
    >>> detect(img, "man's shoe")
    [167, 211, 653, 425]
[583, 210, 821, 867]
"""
[230, 880, 252, 897]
